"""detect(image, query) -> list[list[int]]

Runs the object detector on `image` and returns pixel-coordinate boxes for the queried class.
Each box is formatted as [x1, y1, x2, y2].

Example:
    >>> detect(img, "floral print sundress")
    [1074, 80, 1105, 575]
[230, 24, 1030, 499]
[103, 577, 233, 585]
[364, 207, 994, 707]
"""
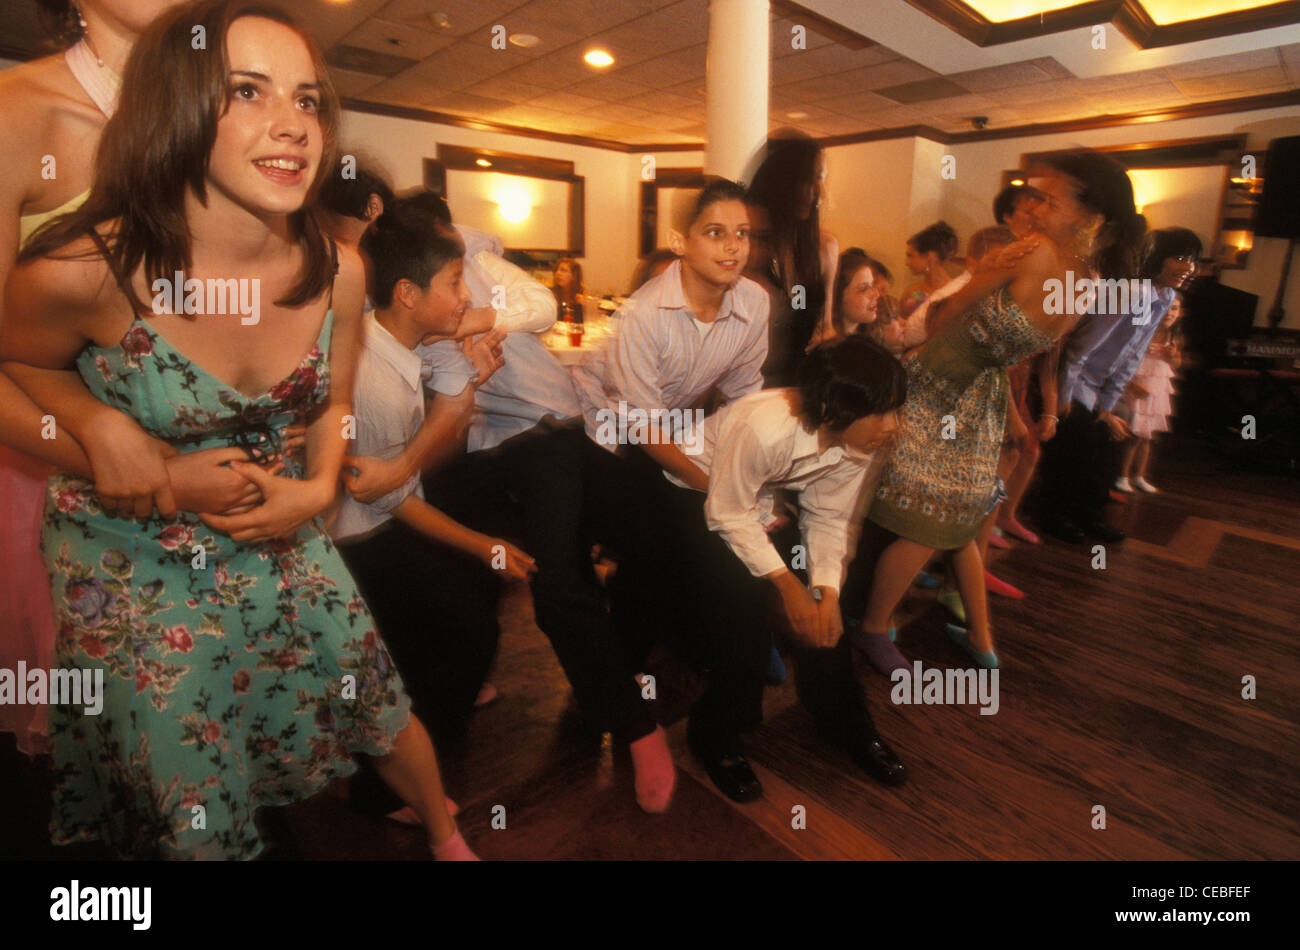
[869, 286, 1053, 550]
[43, 276, 410, 859]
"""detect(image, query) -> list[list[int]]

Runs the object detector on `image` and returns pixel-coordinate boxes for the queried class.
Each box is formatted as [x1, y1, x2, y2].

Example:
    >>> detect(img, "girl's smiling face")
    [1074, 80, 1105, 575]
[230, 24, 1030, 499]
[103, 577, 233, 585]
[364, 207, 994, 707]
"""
[1162, 295, 1183, 329]
[840, 265, 880, 326]
[206, 17, 324, 218]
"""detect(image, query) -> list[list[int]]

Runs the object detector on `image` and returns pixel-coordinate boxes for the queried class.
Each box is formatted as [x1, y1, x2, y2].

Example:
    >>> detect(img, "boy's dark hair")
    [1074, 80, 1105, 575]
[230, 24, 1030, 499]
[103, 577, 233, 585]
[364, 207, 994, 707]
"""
[398, 189, 454, 229]
[363, 205, 463, 309]
[318, 162, 396, 222]
[1140, 227, 1202, 279]
[907, 220, 959, 260]
[993, 185, 1032, 225]
[688, 179, 748, 229]
[797, 335, 907, 432]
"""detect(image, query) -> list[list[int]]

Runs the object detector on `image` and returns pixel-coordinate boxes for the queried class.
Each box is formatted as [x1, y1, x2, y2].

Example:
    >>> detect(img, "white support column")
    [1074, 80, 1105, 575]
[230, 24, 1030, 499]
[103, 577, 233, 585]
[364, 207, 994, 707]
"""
[704, 0, 770, 184]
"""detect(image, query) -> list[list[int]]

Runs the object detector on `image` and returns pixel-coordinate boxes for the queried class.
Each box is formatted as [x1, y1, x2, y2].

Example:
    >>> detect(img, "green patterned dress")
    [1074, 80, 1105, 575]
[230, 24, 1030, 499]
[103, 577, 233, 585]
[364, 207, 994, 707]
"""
[869, 286, 1053, 550]
[43, 307, 410, 859]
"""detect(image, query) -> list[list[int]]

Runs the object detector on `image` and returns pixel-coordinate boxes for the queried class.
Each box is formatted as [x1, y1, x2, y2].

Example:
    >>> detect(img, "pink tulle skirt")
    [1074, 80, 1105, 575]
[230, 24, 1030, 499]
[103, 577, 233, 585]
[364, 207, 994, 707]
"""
[0, 447, 55, 755]
[1130, 356, 1176, 440]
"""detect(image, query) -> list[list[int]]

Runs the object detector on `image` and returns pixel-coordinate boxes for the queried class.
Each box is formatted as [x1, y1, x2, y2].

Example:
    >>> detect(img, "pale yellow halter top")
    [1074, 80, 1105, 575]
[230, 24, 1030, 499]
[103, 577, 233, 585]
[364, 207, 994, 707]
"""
[19, 191, 90, 247]
[17, 40, 116, 248]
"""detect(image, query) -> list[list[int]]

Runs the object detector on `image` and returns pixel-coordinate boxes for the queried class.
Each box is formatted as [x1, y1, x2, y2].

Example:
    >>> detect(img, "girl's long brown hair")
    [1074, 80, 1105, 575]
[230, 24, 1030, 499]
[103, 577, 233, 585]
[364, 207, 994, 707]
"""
[20, 0, 340, 312]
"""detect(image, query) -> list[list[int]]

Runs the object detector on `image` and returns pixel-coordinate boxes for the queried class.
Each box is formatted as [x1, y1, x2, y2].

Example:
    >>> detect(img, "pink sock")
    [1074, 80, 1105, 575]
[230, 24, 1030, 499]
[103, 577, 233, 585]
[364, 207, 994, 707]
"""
[432, 828, 479, 861]
[629, 725, 676, 813]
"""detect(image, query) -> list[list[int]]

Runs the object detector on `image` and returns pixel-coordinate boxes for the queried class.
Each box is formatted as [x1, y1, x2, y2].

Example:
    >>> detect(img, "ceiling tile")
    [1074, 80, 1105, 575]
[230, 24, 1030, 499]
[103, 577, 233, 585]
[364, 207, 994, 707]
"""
[527, 90, 609, 112]
[325, 45, 422, 78]
[984, 80, 1080, 106]
[489, 104, 574, 127]
[338, 16, 455, 60]
[567, 75, 660, 100]
[771, 52, 832, 84]
[425, 91, 517, 116]
[837, 59, 939, 91]
[354, 75, 444, 109]
[1164, 48, 1283, 80]
[402, 40, 532, 89]
[621, 90, 702, 114]
[1072, 67, 1172, 94]
[374, 0, 526, 37]
[949, 60, 1058, 92]
[496, 46, 595, 89]
[581, 103, 661, 125]
[787, 42, 895, 76]
[1027, 56, 1074, 80]
[1172, 66, 1290, 98]
[640, 113, 702, 131]
[918, 93, 998, 121]
[812, 90, 900, 115]
[612, 45, 707, 85]
[775, 72, 863, 102]
[658, 0, 710, 31]
[875, 77, 970, 104]
[770, 17, 836, 52]
[505, 0, 648, 38]
[470, 75, 556, 102]
[595, 13, 701, 60]
[1090, 81, 1184, 110]
[329, 67, 387, 98]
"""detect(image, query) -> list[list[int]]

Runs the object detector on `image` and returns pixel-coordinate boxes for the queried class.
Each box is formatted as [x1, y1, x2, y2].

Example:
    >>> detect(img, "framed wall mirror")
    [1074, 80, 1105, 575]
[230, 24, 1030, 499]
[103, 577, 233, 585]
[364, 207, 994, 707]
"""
[639, 168, 707, 257]
[424, 145, 585, 261]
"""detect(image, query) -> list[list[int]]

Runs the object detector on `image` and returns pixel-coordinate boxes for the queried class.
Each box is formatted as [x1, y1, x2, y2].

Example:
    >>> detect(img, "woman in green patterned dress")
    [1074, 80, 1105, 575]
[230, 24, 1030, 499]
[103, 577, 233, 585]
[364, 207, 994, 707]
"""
[851, 151, 1146, 674]
[1, 0, 474, 860]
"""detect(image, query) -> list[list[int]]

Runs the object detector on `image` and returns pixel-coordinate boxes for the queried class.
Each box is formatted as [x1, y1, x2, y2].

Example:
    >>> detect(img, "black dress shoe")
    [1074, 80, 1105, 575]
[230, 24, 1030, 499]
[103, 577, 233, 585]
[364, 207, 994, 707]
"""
[687, 726, 763, 803]
[1042, 517, 1085, 544]
[1083, 520, 1126, 543]
[848, 734, 908, 787]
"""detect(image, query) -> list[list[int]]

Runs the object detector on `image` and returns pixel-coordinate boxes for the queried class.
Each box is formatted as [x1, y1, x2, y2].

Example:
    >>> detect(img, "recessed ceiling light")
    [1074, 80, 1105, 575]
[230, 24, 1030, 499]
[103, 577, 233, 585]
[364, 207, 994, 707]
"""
[787, 111, 808, 119]
[429, 12, 451, 30]
[476, 158, 493, 167]
[509, 33, 540, 48]
[584, 49, 614, 68]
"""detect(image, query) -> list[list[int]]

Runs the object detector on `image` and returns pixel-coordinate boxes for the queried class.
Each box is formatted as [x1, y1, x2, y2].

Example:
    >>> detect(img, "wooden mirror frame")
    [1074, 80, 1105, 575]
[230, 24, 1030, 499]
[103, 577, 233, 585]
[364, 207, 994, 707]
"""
[424, 145, 585, 257]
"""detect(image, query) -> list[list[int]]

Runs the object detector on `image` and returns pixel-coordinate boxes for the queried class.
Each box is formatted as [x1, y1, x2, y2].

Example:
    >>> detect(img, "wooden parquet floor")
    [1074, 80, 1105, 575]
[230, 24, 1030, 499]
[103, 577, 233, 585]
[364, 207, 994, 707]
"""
[4, 435, 1297, 861]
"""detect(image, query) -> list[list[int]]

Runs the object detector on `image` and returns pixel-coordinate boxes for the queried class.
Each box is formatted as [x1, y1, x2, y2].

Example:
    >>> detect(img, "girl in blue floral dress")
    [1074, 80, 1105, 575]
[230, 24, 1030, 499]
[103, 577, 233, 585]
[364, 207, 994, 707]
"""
[2, 0, 474, 860]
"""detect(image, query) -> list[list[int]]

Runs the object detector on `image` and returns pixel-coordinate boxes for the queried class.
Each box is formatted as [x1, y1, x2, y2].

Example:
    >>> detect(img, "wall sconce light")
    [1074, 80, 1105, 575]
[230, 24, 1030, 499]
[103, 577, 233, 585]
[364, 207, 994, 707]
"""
[498, 195, 531, 223]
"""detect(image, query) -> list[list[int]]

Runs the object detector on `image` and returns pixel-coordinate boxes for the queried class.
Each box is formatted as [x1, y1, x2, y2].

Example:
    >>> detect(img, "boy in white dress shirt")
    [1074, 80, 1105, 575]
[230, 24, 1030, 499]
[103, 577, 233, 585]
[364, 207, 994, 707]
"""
[340, 195, 682, 814]
[332, 213, 534, 818]
[640, 336, 910, 799]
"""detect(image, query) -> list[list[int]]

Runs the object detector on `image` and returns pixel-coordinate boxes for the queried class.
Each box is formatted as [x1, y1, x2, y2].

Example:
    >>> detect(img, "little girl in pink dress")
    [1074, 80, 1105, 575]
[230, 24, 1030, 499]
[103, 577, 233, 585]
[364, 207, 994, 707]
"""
[1118, 295, 1182, 494]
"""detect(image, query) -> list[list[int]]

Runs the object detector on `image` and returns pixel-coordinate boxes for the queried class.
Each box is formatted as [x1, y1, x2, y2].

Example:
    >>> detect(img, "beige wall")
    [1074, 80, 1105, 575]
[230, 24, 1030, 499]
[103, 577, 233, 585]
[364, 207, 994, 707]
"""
[823, 106, 1300, 328]
[340, 109, 702, 296]
[938, 108, 1300, 328]
[820, 137, 919, 286]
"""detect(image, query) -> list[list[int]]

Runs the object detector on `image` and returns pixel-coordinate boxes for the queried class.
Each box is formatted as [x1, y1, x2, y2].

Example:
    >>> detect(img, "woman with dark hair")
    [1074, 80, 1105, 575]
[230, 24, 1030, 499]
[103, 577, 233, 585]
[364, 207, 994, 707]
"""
[846, 149, 1146, 674]
[746, 130, 839, 385]
[899, 220, 961, 318]
[2, 0, 473, 860]
[0, 0, 206, 757]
